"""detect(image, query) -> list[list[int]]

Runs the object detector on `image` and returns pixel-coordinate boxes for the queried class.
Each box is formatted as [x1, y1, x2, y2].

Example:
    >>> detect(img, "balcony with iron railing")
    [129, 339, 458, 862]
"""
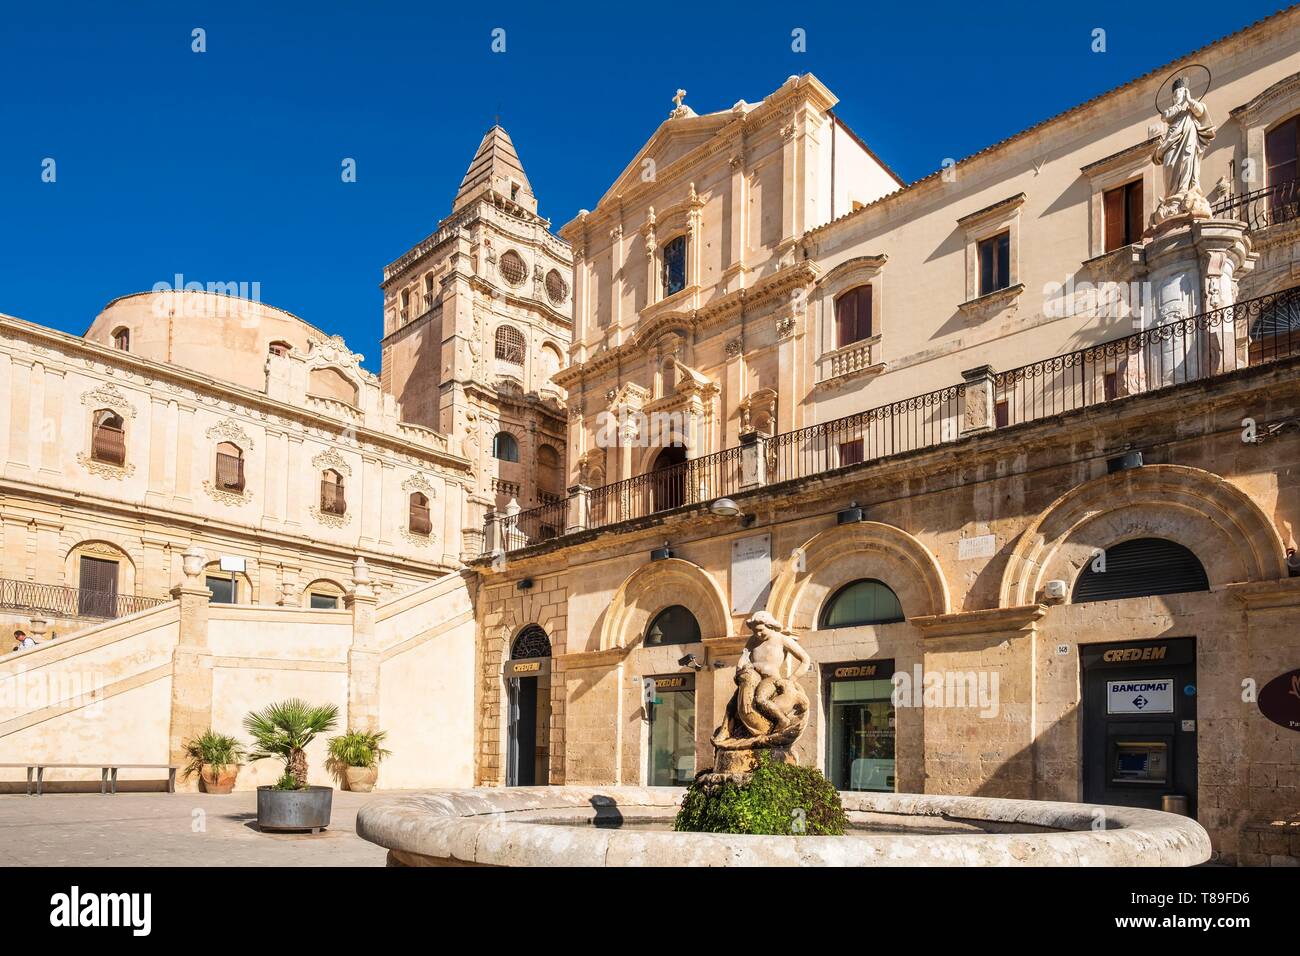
[0, 578, 167, 622]
[1211, 178, 1300, 233]
[483, 285, 1300, 557]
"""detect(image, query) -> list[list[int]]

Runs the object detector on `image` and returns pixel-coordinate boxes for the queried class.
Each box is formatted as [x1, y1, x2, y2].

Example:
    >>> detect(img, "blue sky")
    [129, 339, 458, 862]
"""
[0, 0, 1289, 368]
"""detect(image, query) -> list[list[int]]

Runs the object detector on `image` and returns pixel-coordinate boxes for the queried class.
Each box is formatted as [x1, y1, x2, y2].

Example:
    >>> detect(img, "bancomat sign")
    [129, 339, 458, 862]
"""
[1107, 677, 1175, 714]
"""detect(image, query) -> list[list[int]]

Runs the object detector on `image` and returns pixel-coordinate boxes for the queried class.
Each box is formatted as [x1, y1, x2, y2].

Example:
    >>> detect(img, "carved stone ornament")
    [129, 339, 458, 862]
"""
[311, 448, 351, 477]
[309, 504, 352, 529]
[776, 316, 796, 338]
[80, 382, 137, 419]
[401, 472, 437, 497]
[203, 480, 253, 507]
[205, 419, 254, 451]
[725, 338, 743, 358]
[76, 452, 135, 479]
[399, 526, 437, 547]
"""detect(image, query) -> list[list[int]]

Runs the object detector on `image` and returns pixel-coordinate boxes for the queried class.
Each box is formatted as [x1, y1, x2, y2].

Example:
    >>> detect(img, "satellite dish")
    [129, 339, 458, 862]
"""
[1155, 64, 1212, 113]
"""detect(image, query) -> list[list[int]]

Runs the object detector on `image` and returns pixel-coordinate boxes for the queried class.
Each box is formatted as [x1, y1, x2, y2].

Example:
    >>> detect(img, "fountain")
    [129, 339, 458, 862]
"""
[357, 613, 1210, 866]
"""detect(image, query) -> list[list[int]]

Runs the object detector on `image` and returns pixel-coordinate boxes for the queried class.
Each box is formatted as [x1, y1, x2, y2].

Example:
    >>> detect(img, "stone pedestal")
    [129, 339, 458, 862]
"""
[699, 746, 796, 789]
[1141, 217, 1256, 383]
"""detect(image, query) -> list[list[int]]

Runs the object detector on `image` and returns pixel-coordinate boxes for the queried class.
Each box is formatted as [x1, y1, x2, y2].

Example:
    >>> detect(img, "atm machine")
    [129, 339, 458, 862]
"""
[1081, 638, 1197, 814]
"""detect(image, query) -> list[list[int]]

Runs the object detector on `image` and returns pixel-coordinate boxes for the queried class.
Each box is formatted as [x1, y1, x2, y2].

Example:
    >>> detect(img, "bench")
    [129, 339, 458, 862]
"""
[0, 763, 178, 796]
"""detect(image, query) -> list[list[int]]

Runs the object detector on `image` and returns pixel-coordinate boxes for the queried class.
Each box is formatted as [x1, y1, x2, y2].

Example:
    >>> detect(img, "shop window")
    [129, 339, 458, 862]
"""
[978, 231, 1011, 296]
[835, 285, 873, 347]
[408, 491, 431, 535]
[645, 604, 700, 647]
[647, 674, 696, 786]
[90, 409, 126, 466]
[825, 662, 896, 792]
[661, 235, 686, 297]
[320, 468, 347, 515]
[214, 442, 245, 492]
[820, 579, 904, 629]
[1103, 180, 1144, 252]
[112, 327, 130, 351]
[492, 432, 520, 462]
[1071, 538, 1208, 604]
[206, 575, 237, 604]
[494, 325, 525, 365]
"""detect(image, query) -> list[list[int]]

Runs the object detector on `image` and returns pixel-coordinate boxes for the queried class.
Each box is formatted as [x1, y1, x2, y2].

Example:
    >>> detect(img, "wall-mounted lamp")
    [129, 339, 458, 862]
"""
[837, 500, 866, 525]
[651, 541, 673, 561]
[709, 497, 756, 528]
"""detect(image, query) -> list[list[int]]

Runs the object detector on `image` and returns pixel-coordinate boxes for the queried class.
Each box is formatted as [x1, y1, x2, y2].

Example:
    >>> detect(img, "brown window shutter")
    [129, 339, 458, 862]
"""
[1126, 181, 1144, 246]
[1103, 186, 1125, 252]
[835, 292, 856, 346]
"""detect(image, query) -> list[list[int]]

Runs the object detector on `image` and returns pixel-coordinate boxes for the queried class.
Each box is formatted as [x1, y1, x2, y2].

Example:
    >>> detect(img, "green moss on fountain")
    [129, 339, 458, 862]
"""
[674, 752, 847, 836]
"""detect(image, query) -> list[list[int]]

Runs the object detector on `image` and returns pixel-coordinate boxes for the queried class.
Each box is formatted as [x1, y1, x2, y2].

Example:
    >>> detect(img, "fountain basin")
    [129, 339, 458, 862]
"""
[356, 786, 1211, 867]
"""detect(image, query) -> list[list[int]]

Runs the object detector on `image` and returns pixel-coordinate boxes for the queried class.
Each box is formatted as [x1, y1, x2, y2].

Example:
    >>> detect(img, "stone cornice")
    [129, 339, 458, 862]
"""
[0, 315, 473, 475]
[555, 645, 629, 670]
[1225, 577, 1300, 611]
[910, 604, 1049, 638]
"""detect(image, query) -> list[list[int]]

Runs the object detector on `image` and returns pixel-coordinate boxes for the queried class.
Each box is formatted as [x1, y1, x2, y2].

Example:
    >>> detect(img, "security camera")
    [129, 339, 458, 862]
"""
[1287, 549, 1300, 578]
[678, 653, 702, 671]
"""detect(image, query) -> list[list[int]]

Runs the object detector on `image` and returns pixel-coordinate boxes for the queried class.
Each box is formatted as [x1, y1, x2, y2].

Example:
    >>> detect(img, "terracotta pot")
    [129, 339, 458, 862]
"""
[344, 766, 378, 793]
[199, 765, 239, 794]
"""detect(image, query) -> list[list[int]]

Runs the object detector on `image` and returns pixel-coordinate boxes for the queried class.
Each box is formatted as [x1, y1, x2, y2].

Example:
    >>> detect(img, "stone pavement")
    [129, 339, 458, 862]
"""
[0, 791, 391, 866]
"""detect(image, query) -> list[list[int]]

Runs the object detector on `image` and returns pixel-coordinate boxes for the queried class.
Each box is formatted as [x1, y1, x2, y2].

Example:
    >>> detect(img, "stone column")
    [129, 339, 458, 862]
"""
[167, 546, 213, 792]
[344, 557, 380, 734]
[960, 365, 997, 435]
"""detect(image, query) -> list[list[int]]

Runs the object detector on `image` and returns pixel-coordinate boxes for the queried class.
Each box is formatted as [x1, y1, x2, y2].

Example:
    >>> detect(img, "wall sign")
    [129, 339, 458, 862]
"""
[504, 658, 551, 679]
[730, 533, 772, 615]
[1107, 677, 1175, 714]
[958, 534, 996, 560]
[1258, 669, 1300, 732]
[827, 660, 895, 681]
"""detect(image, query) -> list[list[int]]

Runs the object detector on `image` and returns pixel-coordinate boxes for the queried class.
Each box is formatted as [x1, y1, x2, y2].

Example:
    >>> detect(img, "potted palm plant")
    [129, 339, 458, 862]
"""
[327, 729, 391, 792]
[243, 698, 339, 833]
[182, 729, 245, 794]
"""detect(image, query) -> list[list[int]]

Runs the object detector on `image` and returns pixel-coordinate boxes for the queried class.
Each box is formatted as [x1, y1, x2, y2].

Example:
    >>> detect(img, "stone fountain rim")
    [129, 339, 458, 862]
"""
[356, 786, 1212, 867]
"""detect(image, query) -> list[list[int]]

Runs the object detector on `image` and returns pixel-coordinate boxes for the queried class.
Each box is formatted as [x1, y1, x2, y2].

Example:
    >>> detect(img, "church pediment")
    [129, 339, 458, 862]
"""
[597, 113, 733, 209]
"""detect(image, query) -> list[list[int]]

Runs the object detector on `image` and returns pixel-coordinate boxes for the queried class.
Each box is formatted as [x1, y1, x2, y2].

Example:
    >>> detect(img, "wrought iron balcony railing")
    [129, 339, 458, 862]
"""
[1211, 178, 1300, 232]
[0, 578, 167, 622]
[483, 285, 1300, 556]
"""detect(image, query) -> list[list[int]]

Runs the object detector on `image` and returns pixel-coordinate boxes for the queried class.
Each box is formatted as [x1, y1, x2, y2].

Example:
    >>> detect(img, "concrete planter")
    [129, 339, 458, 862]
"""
[343, 766, 378, 793]
[256, 785, 333, 833]
[199, 766, 240, 795]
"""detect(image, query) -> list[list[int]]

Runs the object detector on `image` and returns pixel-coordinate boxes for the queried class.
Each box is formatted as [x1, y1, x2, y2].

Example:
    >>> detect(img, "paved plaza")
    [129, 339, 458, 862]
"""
[0, 791, 390, 866]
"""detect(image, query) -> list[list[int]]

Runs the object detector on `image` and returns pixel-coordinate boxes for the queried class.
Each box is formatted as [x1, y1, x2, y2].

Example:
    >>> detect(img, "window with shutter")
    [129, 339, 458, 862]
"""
[1071, 538, 1208, 604]
[834, 286, 873, 347]
[1103, 180, 1143, 252]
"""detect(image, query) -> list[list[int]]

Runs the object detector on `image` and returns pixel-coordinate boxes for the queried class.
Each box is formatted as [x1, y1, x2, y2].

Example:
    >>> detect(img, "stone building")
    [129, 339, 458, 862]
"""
[0, 289, 472, 641]
[380, 126, 573, 551]
[475, 9, 1300, 864]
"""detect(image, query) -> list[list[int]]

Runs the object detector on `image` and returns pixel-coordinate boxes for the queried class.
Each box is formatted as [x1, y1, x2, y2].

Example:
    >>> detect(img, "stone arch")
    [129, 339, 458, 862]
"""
[64, 538, 138, 594]
[301, 577, 346, 608]
[598, 557, 730, 651]
[767, 521, 949, 632]
[999, 464, 1287, 607]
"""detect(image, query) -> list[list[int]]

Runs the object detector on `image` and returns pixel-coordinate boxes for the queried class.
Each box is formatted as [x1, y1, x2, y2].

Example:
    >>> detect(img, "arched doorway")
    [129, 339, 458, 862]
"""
[650, 444, 687, 512]
[505, 624, 552, 787]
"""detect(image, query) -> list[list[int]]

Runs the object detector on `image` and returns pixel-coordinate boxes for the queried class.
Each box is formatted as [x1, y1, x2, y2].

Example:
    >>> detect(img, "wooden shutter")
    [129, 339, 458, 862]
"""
[78, 556, 119, 617]
[1103, 186, 1126, 252]
[1266, 117, 1298, 187]
[1125, 181, 1144, 247]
